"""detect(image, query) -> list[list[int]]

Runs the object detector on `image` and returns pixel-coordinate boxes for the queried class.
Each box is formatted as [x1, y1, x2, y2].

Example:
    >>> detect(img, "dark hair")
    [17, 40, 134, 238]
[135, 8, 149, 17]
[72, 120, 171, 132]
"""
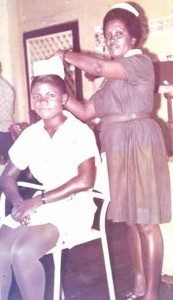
[31, 74, 67, 94]
[103, 8, 142, 46]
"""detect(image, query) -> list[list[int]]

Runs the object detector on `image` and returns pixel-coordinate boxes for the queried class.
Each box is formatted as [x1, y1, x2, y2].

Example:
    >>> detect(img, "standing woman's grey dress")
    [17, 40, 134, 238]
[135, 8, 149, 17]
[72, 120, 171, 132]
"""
[91, 53, 171, 224]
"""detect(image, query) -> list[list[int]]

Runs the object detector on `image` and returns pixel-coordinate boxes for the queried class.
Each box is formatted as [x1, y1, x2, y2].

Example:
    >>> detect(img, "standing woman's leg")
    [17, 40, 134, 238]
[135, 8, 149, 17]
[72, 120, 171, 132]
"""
[138, 224, 163, 300]
[126, 223, 146, 296]
[11, 223, 59, 300]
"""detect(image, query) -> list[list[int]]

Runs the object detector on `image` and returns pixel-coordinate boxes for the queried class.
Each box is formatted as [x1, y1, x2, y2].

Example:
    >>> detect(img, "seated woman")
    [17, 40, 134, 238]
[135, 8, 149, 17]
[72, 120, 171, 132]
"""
[0, 61, 99, 300]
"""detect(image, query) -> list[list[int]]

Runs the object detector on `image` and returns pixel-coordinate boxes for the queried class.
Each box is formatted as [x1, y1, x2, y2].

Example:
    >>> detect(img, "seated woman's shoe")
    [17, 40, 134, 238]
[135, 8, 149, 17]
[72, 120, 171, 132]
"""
[126, 291, 144, 299]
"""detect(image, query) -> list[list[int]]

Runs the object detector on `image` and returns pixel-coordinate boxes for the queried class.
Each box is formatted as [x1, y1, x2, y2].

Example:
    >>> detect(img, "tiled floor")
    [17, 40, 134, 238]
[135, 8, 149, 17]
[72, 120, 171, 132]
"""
[8, 221, 173, 300]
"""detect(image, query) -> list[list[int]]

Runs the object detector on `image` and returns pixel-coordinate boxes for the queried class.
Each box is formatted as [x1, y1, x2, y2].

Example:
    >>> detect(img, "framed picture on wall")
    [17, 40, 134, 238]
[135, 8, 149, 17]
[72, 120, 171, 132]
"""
[23, 20, 83, 122]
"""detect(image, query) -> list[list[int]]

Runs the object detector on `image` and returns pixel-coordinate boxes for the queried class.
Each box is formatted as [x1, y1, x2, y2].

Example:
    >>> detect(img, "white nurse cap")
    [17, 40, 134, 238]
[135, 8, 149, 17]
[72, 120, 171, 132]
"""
[112, 2, 139, 17]
[33, 56, 65, 79]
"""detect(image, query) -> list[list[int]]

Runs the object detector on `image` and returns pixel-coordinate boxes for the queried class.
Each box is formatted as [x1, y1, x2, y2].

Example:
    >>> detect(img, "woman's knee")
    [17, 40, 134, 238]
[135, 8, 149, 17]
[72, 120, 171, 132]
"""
[0, 228, 15, 261]
[11, 224, 59, 264]
[11, 243, 29, 267]
[0, 248, 11, 264]
[126, 223, 139, 235]
[137, 224, 161, 237]
[40, 224, 59, 250]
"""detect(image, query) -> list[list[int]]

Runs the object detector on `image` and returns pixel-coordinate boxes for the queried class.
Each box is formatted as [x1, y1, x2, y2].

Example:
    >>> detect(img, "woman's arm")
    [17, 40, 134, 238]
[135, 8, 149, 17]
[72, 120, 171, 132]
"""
[56, 50, 128, 80]
[0, 161, 41, 224]
[34, 157, 96, 205]
[0, 157, 96, 224]
[0, 160, 31, 224]
[9, 157, 96, 223]
[65, 95, 97, 122]
[0, 160, 23, 206]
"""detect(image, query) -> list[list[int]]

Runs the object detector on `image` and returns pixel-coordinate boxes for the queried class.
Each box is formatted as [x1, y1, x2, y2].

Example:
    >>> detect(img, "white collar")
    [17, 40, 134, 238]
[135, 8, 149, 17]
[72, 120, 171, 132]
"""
[124, 49, 142, 57]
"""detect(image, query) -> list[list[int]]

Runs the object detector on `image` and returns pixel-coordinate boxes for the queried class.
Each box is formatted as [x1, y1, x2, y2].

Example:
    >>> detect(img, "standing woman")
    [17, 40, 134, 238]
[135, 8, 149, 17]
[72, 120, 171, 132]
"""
[53, 3, 171, 300]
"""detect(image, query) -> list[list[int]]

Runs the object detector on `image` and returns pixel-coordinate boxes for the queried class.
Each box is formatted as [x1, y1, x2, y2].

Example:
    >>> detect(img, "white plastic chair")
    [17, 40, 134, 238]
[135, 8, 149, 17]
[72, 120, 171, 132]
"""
[0, 152, 116, 300]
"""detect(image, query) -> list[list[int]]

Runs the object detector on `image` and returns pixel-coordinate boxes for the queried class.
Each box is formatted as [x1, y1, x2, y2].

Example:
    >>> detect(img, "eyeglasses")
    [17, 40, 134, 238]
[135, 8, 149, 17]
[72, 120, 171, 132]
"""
[104, 30, 127, 41]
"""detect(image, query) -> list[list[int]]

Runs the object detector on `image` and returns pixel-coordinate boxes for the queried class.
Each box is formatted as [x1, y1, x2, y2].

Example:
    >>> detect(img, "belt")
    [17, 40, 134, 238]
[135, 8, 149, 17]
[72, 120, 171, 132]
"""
[100, 112, 151, 124]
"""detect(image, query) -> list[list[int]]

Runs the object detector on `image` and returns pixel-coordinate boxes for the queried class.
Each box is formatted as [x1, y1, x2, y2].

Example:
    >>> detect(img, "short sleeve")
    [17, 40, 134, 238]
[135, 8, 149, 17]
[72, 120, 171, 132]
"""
[120, 55, 155, 86]
[8, 128, 30, 170]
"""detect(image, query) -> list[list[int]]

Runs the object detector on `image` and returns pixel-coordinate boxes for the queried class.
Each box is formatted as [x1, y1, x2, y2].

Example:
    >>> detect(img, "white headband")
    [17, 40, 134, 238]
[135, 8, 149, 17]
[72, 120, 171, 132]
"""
[112, 2, 139, 17]
[33, 56, 65, 79]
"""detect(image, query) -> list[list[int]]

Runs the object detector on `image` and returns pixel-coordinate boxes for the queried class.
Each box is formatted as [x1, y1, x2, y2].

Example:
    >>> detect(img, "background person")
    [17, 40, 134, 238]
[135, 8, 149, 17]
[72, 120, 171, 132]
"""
[53, 2, 171, 300]
[0, 60, 99, 300]
[0, 62, 15, 165]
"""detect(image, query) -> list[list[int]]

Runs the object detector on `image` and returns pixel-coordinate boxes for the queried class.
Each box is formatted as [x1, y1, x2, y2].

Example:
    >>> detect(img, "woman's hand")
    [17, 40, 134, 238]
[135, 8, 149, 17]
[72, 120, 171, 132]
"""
[50, 49, 65, 60]
[11, 197, 41, 225]
[84, 72, 101, 82]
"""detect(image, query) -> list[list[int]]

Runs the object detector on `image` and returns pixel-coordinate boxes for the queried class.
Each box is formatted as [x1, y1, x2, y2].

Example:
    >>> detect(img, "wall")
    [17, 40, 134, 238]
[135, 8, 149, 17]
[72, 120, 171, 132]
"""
[0, 0, 29, 122]
[3, 0, 173, 122]
[0, 0, 14, 82]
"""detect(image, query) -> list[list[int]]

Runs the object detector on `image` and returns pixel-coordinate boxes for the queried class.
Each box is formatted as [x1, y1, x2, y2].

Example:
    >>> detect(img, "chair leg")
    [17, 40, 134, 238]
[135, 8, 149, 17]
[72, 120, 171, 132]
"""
[52, 248, 62, 300]
[61, 288, 65, 300]
[101, 234, 116, 300]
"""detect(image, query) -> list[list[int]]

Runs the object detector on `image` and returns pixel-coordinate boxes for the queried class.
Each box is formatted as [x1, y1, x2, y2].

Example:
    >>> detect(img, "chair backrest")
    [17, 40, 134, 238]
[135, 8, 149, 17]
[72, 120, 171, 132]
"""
[8, 123, 29, 141]
[94, 152, 110, 199]
[92, 152, 111, 231]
